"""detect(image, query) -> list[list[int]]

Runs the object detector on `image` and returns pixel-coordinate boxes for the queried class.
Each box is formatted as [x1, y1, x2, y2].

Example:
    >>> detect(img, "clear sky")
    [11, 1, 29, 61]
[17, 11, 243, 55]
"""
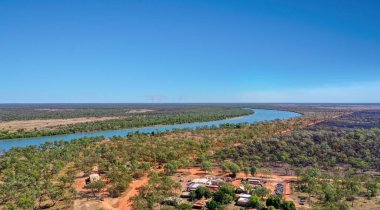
[1, 0, 380, 103]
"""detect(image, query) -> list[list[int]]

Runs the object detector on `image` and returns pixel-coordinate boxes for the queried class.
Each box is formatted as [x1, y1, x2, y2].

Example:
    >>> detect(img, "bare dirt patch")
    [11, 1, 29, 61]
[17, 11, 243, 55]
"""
[73, 173, 150, 210]
[110, 175, 150, 210]
[0, 116, 123, 132]
[126, 109, 154, 114]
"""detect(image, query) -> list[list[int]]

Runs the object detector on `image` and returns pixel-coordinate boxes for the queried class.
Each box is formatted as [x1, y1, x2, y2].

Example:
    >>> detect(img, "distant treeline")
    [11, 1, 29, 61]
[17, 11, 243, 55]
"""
[0, 103, 252, 121]
[0, 108, 253, 140]
[320, 110, 380, 129]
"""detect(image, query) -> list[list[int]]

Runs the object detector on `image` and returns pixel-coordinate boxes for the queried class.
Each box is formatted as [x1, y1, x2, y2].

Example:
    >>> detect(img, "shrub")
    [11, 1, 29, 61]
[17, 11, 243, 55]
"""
[195, 186, 212, 199]
[266, 195, 282, 209]
[281, 200, 296, 210]
[206, 200, 220, 210]
[176, 203, 192, 210]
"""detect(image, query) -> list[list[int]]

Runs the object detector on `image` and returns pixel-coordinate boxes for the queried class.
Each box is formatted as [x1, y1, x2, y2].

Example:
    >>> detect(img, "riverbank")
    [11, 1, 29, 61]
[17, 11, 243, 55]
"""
[0, 109, 300, 151]
[0, 108, 253, 140]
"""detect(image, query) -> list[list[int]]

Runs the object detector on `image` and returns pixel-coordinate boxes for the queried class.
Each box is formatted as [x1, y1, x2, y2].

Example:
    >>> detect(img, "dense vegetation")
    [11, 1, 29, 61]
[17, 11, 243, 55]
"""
[0, 138, 101, 209]
[0, 131, 214, 209]
[0, 107, 252, 140]
[321, 110, 380, 129]
[219, 109, 380, 170]
[0, 105, 379, 209]
[220, 127, 380, 170]
[294, 167, 379, 210]
[214, 109, 380, 209]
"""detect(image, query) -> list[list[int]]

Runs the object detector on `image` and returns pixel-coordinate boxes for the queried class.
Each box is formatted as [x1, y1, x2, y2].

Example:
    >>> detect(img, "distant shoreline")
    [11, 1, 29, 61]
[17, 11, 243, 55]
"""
[0, 109, 254, 141]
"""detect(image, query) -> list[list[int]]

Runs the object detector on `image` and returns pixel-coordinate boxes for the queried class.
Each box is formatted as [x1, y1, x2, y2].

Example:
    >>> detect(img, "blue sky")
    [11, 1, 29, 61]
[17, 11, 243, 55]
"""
[1, 0, 380, 103]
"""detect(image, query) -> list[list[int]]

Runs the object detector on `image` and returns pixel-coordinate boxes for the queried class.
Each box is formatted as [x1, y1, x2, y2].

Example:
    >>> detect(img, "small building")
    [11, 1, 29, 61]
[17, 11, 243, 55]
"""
[211, 178, 224, 186]
[180, 191, 191, 198]
[236, 194, 251, 207]
[192, 178, 210, 185]
[204, 175, 216, 180]
[205, 184, 219, 191]
[247, 178, 261, 185]
[89, 173, 100, 182]
[223, 177, 233, 182]
[85, 173, 100, 185]
[238, 194, 252, 199]
[187, 183, 202, 191]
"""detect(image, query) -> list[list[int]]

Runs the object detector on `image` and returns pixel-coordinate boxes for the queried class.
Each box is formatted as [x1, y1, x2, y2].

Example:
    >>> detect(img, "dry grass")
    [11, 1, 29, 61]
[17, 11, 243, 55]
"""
[350, 195, 380, 210]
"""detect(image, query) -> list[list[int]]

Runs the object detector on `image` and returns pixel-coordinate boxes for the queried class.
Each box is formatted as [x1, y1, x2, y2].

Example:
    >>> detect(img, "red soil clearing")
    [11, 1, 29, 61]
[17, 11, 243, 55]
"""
[118, 176, 149, 209]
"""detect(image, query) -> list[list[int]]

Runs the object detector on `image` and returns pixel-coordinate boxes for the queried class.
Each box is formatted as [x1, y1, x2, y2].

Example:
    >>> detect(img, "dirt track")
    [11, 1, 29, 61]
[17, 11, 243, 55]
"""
[109, 175, 149, 210]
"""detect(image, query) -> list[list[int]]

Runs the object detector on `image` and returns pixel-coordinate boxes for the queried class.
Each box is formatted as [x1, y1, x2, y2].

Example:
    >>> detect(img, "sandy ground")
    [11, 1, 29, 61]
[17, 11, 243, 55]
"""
[175, 168, 303, 206]
[108, 175, 149, 210]
[126, 109, 154, 114]
[74, 177, 87, 192]
[174, 168, 308, 209]
[73, 172, 150, 210]
[74, 167, 310, 210]
[350, 195, 380, 210]
[232, 172, 297, 195]
[0, 116, 124, 132]
[73, 173, 100, 210]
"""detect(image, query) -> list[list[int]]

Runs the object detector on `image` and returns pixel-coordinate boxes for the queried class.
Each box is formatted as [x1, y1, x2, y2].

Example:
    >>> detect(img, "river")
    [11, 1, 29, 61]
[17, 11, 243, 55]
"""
[0, 109, 300, 151]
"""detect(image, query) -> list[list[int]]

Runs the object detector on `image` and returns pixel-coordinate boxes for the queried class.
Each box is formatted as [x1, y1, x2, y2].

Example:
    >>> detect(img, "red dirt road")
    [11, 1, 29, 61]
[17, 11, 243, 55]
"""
[115, 176, 149, 210]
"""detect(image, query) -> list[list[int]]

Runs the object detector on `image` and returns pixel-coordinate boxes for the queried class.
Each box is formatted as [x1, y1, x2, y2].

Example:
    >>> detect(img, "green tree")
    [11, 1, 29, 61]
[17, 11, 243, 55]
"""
[87, 181, 106, 198]
[267, 206, 276, 210]
[213, 184, 236, 204]
[248, 195, 264, 209]
[364, 180, 379, 199]
[201, 161, 213, 174]
[228, 162, 241, 178]
[164, 163, 177, 175]
[281, 200, 296, 210]
[266, 195, 282, 209]
[244, 167, 249, 178]
[323, 183, 339, 203]
[344, 179, 360, 207]
[250, 166, 257, 176]
[16, 196, 35, 209]
[195, 186, 212, 199]
[252, 186, 270, 200]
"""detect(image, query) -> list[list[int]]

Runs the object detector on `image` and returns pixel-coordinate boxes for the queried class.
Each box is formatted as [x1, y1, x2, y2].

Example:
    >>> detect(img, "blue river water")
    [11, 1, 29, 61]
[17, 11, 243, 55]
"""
[0, 109, 300, 151]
